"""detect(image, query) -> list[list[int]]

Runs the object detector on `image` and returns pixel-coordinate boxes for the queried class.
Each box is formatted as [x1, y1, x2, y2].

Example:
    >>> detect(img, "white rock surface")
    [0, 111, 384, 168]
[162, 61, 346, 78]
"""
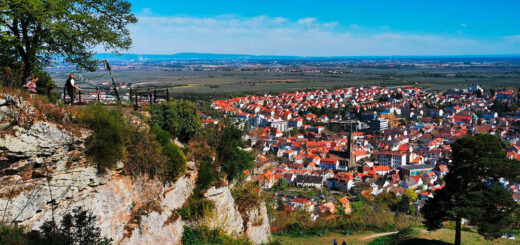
[0, 93, 270, 244]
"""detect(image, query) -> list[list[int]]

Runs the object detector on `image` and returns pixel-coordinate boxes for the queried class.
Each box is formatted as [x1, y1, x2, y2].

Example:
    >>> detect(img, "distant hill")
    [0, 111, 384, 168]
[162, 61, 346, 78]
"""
[94, 53, 302, 61]
[94, 52, 520, 62]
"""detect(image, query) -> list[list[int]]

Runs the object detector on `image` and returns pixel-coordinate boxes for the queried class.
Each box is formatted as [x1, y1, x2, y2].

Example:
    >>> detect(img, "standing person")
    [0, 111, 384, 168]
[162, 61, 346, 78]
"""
[65, 74, 81, 105]
[24, 77, 38, 94]
[333, 239, 337, 245]
[342, 241, 347, 245]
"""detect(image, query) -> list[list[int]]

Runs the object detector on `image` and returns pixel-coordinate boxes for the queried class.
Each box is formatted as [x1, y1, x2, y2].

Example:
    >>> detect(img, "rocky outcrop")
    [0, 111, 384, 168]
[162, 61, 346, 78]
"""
[0, 93, 270, 244]
[204, 186, 245, 235]
[203, 186, 271, 244]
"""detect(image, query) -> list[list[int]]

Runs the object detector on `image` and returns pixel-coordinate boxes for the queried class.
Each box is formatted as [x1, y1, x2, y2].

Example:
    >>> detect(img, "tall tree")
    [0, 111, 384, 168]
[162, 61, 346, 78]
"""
[0, 0, 137, 80]
[216, 126, 254, 181]
[421, 134, 520, 245]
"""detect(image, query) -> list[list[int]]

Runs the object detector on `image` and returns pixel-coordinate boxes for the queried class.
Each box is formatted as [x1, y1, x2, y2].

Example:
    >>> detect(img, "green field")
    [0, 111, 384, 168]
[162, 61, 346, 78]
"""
[272, 228, 518, 245]
[51, 65, 520, 98]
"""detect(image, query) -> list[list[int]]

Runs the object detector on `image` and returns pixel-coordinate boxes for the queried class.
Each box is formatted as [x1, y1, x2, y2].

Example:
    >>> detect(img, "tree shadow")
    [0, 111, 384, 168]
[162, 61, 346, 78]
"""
[399, 238, 452, 245]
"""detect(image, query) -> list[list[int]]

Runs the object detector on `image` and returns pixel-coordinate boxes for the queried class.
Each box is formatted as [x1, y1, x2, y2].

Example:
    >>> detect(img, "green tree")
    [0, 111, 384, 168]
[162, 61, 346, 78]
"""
[196, 159, 216, 191]
[216, 126, 254, 181]
[404, 189, 418, 202]
[38, 207, 111, 244]
[421, 134, 520, 245]
[150, 100, 202, 143]
[276, 178, 288, 189]
[0, 0, 137, 80]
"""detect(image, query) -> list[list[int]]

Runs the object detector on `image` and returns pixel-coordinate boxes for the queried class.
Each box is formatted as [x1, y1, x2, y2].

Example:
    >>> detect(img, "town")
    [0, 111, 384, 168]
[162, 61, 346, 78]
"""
[209, 85, 520, 220]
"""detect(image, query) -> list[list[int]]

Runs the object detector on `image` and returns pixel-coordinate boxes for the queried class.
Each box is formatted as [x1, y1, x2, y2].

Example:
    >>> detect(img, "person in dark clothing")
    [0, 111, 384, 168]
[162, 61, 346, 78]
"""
[65, 74, 81, 105]
[333, 239, 337, 245]
[342, 241, 347, 245]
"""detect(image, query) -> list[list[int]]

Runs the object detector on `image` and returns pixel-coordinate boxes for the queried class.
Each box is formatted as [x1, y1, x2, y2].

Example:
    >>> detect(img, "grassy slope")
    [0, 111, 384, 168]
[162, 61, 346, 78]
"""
[273, 228, 518, 245]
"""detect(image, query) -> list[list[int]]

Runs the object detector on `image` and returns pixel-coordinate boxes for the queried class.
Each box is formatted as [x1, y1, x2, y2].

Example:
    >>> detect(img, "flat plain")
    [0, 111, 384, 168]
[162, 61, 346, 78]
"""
[50, 65, 520, 98]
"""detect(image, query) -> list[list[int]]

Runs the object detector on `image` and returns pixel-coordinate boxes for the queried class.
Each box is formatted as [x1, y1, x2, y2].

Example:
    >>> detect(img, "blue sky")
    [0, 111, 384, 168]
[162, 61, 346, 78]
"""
[123, 0, 520, 56]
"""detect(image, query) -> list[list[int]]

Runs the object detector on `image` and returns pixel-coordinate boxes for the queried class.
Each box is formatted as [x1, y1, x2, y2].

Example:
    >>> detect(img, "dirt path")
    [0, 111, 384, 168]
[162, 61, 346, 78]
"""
[359, 231, 398, 240]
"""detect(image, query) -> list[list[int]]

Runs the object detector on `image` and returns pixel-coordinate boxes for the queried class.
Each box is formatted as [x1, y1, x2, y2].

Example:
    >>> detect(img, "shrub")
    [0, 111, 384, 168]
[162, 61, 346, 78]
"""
[79, 104, 129, 172]
[150, 125, 188, 183]
[196, 159, 216, 191]
[125, 128, 167, 179]
[181, 225, 252, 245]
[162, 141, 187, 182]
[0, 223, 25, 244]
[150, 100, 201, 143]
[176, 197, 215, 221]
[231, 181, 263, 215]
[37, 207, 111, 245]
[33, 68, 57, 100]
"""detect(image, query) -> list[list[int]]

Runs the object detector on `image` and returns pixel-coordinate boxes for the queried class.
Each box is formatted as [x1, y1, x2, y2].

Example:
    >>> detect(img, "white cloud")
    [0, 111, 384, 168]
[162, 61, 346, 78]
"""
[127, 15, 520, 55]
[324, 21, 339, 28]
[460, 23, 467, 28]
[272, 17, 288, 23]
[504, 35, 520, 41]
[297, 17, 317, 25]
[349, 24, 361, 29]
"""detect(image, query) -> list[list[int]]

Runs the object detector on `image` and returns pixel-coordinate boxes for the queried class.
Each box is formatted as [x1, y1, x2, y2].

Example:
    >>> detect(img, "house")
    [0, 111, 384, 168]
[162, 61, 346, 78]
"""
[291, 198, 315, 212]
[401, 176, 423, 189]
[319, 158, 339, 170]
[329, 173, 354, 191]
[399, 164, 435, 177]
[294, 175, 324, 189]
[378, 151, 407, 168]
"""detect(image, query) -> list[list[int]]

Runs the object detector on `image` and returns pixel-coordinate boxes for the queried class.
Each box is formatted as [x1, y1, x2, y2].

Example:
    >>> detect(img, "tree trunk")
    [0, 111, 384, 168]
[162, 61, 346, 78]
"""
[21, 54, 33, 85]
[455, 216, 462, 245]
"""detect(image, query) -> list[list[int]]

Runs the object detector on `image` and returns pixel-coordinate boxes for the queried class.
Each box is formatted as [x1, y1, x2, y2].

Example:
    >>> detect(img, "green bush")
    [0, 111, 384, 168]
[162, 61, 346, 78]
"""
[38, 207, 111, 245]
[231, 181, 262, 215]
[196, 159, 216, 191]
[181, 225, 252, 245]
[150, 125, 187, 182]
[33, 68, 57, 100]
[150, 100, 201, 143]
[176, 197, 215, 221]
[162, 142, 187, 182]
[0, 207, 111, 244]
[0, 223, 25, 245]
[125, 127, 167, 179]
[79, 104, 129, 172]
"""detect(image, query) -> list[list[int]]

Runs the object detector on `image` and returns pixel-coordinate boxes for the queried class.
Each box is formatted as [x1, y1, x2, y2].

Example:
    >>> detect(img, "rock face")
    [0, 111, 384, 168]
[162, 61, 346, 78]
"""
[0, 93, 270, 244]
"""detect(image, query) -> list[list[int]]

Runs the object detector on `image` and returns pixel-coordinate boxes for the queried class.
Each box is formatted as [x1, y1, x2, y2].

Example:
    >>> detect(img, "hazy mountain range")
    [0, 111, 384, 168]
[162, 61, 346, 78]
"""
[94, 53, 520, 62]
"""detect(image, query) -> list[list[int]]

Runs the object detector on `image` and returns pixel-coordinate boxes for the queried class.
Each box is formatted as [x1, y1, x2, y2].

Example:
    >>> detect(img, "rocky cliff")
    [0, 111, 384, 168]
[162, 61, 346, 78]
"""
[0, 93, 270, 244]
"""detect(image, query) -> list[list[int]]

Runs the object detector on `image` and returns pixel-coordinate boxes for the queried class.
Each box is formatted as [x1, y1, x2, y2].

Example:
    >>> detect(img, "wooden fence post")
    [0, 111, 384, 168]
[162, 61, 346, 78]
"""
[166, 89, 169, 102]
[153, 90, 157, 104]
[78, 90, 82, 105]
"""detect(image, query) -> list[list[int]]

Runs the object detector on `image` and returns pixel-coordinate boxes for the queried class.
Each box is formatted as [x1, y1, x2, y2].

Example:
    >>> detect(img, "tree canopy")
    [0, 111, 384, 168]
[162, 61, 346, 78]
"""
[150, 100, 202, 143]
[421, 134, 520, 245]
[0, 0, 137, 80]
[216, 126, 254, 181]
